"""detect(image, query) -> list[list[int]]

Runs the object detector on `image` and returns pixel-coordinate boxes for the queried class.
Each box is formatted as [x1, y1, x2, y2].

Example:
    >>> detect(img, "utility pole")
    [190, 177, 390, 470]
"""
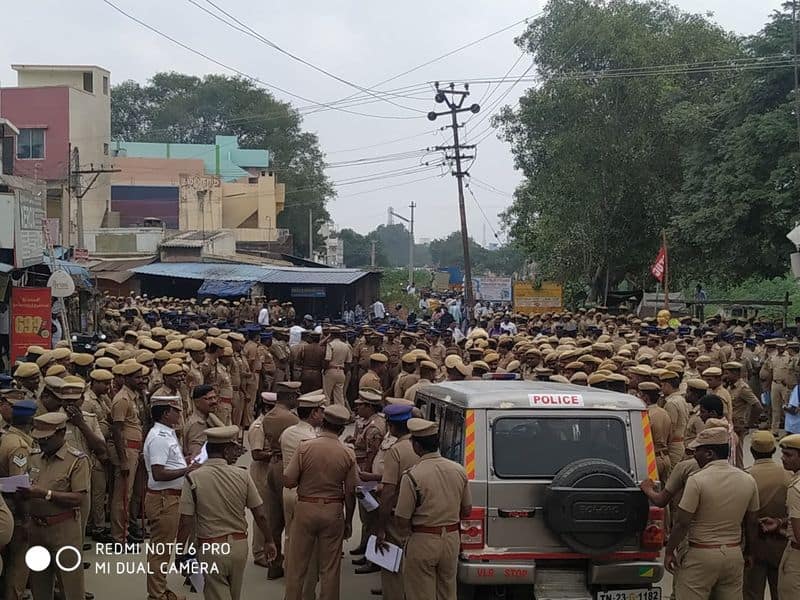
[793, 0, 800, 151]
[71, 153, 120, 249]
[308, 209, 313, 260]
[370, 240, 376, 267]
[388, 204, 416, 287]
[428, 82, 479, 311]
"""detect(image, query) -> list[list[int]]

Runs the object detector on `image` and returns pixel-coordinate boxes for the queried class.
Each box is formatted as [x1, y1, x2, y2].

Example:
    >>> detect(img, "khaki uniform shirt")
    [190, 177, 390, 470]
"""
[359, 369, 383, 393]
[647, 403, 671, 456]
[62, 408, 104, 461]
[217, 363, 233, 399]
[712, 385, 733, 419]
[83, 389, 111, 438]
[179, 457, 262, 538]
[262, 405, 300, 458]
[746, 458, 790, 563]
[664, 458, 700, 506]
[284, 431, 357, 499]
[0, 426, 34, 476]
[353, 413, 386, 471]
[788, 472, 800, 544]
[187, 360, 203, 392]
[395, 451, 471, 527]
[429, 343, 446, 368]
[28, 444, 90, 517]
[380, 434, 419, 487]
[372, 431, 398, 476]
[279, 421, 317, 470]
[663, 393, 689, 442]
[404, 378, 432, 403]
[679, 459, 759, 545]
[685, 408, 704, 450]
[183, 411, 224, 457]
[730, 379, 760, 430]
[110, 385, 143, 442]
[200, 357, 218, 388]
[395, 372, 419, 398]
[243, 341, 262, 378]
[324, 338, 352, 368]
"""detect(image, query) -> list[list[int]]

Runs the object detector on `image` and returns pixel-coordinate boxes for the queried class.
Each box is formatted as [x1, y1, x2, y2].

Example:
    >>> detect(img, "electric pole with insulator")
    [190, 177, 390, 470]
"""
[428, 82, 479, 312]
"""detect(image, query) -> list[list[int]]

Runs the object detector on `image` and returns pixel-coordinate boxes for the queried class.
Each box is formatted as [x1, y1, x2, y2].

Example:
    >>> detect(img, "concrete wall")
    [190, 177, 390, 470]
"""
[83, 227, 164, 254]
[112, 157, 205, 186]
[15, 66, 110, 94]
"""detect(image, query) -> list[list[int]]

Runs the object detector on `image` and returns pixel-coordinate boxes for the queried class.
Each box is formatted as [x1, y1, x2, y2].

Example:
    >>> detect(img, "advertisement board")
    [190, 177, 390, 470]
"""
[513, 281, 563, 315]
[473, 276, 512, 302]
[14, 187, 45, 268]
[10, 287, 52, 364]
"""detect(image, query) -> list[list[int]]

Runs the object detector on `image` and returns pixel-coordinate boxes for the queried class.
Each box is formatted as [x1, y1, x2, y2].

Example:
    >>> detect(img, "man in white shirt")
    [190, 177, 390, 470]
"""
[258, 300, 270, 326]
[372, 298, 386, 321]
[280, 394, 325, 599]
[289, 315, 313, 347]
[500, 315, 518, 335]
[143, 395, 198, 600]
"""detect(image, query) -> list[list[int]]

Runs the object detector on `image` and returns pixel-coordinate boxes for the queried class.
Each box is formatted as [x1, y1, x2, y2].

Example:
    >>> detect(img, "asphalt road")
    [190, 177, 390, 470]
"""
[81, 431, 785, 599]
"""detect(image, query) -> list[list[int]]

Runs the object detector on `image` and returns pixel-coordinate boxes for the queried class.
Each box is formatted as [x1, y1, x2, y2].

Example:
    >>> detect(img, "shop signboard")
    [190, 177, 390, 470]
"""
[10, 287, 51, 364]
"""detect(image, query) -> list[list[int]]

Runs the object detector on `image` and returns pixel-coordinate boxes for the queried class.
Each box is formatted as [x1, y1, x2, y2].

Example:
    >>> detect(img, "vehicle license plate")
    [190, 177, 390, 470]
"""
[597, 588, 661, 600]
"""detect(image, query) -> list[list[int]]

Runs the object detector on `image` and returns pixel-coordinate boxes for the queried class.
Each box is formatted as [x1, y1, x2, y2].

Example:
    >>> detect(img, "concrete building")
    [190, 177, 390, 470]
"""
[314, 222, 344, 267]
[111, 136, 286, 241]
[0, 64, 112, 247]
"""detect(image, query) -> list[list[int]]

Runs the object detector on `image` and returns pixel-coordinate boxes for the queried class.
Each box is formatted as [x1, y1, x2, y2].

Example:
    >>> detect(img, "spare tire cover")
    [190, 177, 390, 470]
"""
[544, 458, 648, 555]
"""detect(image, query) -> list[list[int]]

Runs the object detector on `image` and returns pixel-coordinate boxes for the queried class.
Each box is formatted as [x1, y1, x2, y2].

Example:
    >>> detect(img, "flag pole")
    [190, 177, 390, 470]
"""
[662, 230, 670, 311]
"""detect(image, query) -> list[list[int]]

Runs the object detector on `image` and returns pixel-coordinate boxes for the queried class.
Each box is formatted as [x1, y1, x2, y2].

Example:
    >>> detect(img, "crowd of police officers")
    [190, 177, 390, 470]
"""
[0, 295, 797, 599]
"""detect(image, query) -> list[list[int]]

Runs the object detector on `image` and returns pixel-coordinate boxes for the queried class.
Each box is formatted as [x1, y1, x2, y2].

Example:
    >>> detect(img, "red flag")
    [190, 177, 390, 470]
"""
[650, 246, 667, 282]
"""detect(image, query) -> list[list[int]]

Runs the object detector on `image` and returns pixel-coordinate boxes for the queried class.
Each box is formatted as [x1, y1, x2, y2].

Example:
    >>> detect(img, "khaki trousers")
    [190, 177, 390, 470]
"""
[323, 369, 346, 406]
[734, 428, 747, 470]
[675, 546, 744, 600]
[144, 490, 181, 600]
[285, 501, 344, 600]
[249, 461, 269, 563]
[199, 536, 248, 600]
[656, 453, 672, 484]
[771, 382, 789, 432]
[283, 487, 320, 600]
[402, 531, 460, 600]
[231, 392, 246, 429]
[216, 400, 233, 426]
[3, 516, 29, 600]
[667, 442, 685, 473]
[111, 447, 140, 542]
[743, 556, 779, 600]
[29, 513, 85, 600]
[90, 460, 107, 530]
[778, 544, 800, 599]
[381, 523, 409, 600]
[265, 459, 285, 566]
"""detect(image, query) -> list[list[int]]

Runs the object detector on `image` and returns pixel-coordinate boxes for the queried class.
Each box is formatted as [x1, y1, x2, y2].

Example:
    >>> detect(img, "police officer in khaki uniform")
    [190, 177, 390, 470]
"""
[22, 411, 90, 600]
[394, 418, 471, 600]
[743, 431, 790, 600]
[393, 354, 419, 398]
[279, 393, 325, 600]
[664, 425, 760, 599]
[283, 404, 357, 600]
[761, 433, 800, 597]
[723, 362, 762, 468]
[176, 425, 277, 600]
[85, 369, 114, 539]
[182, 385, 225, 458]
[660, 371, 689, 468]
[248, 391, 276, 568]
[217, 346, 235, 426]
[373, 404, 420, 600]
[323, 328, 352, 406]
[639, 381, 672, 481]
[0, 399, 36, 600]
[403, 361, 437, 403]
[762, 340, 792, 433]
[109, 361, 146, 543]
[359, 354, 386, 394]
[261, 381, 301, 579]
[184, 339, 206, 395]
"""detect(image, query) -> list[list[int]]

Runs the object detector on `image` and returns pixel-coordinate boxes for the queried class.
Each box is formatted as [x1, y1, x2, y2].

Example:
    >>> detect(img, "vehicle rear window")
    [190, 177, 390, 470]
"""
[492, 417, 629, 478]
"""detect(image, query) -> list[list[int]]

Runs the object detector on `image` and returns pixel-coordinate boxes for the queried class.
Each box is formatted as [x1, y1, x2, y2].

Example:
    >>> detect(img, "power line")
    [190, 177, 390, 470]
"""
[466, 183, 502, 243]
[188, 0, 426, 114]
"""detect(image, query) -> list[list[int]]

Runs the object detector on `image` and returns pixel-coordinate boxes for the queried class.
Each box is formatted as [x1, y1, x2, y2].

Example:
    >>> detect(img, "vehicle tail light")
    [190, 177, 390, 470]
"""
[641, 506, 665, 550]
[461, 507, 486, 550]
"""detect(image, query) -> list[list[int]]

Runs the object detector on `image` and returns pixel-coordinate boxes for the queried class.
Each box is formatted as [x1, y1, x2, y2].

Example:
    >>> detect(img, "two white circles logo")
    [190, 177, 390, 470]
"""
[25, 545, 82, 572]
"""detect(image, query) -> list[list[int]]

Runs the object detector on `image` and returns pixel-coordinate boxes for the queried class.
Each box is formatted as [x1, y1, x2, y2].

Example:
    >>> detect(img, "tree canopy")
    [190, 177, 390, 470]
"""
[111, 73, 332, 254]
[497, 0, 798, 297]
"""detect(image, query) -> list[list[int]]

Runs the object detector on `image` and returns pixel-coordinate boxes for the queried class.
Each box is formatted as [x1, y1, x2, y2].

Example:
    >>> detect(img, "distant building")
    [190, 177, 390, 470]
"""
[111, 136, 286, 242]
[0, 64, 112, 246]
[314, 222, 344, 267]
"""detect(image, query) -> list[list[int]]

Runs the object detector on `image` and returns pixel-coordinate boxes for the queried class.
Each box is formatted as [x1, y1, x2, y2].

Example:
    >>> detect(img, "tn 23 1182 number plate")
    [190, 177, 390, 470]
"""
[597, 588, 661, 600]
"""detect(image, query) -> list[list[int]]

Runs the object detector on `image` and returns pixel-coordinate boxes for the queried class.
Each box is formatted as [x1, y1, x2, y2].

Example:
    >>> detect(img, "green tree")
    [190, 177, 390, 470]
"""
[339, 228, 387, 267]
[497, 0, 740, 298]
[669, 6, 800, 282]
[111, 73, 332, 254]
[373, 224, 412, 267]
[428, 232, 488, 268]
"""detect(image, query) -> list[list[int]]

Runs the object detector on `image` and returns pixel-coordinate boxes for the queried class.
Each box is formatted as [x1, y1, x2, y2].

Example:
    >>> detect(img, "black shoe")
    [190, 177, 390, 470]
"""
[349, 546, 366, 556]
[352, 557, 367, 566]
[83, 562, 90, 570]
[355, 563, 380, 575]
[83, 543, 92, 551]
[371, 589, 383, 596]
[93, 531, 115, 544]
[85, 594, 94, 600]
[267, 565, 284, 580]
[127, 533, 143, 544]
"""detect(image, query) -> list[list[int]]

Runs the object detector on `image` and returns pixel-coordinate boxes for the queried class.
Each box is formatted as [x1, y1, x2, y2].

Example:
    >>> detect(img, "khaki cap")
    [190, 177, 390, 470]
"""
[688, 426, 729, 448]
[695, 355, 712, 364]
[407, 417, 438, 437]
[401, 353, 417, 364]
[549, 374, 570, 384]
[153, 350, 172, 361]
[658, 371, 680, 381]
[385, 397, 414, 406]
[570, 372, 588, 383]
[470, 360, 490, 372]
[35, 352, 53, 368]
[638, 381, 660, 392]
[209, 337, 231, 350]
[722, 362, 743, 371]
[119, 362, 144, 376]
[223, 347, 234, 357]
[484, 352, 500, 363]
[139, 338, 162, 351]
[298, 394, 326, 408]
[205, 425, 240, 443]
[356, 389, 383, 405]
[164, 340, 184, 352]
[161, 363, 183, 376]
[260, 392, 277, 404]
[702, 367, 722, 377]
[227, 332, 245, 343]
[31, 412, 68, 438]
[323, 404, 351, 425]
[136, 350, 155, 363]
[444, 355, 463, 369]
[14, 363, 40, 379]
[71, 353, 94, 367]
[90, 369, 114, 382]
[26, 345, 47, 356]
[780, 434, 800, 451]
[151, 395, 182, 410]
[750, 430, 776, 453]
[184, 339, 206, 352]
[277, 381, 301, 391]
[505, 360, 520, 373]
[46, 364, 67, 377]
[419, 360, 437, 371]
[94, 357, 116, 370]
[369, 353, 388, 363]
[51, 347, 71, 361]
[686, 378, 709, 391]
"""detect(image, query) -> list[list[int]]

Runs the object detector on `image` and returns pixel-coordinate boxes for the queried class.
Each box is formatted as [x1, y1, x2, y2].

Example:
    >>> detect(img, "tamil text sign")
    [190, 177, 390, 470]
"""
[513, 281, 563, 315]
[14, 188, 45, 268]
[474, 276, 512, 302]
[10, 287, 51, 364]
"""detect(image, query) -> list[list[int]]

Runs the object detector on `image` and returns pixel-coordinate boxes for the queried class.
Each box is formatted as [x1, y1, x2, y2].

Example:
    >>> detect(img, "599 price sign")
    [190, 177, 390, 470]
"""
[11, 287, 52, 365]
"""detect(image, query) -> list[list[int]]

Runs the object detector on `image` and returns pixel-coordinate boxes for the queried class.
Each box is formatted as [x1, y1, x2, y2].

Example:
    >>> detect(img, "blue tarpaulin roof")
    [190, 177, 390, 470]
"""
[197, 279, 254, 297]
[130, 263, 371, 286]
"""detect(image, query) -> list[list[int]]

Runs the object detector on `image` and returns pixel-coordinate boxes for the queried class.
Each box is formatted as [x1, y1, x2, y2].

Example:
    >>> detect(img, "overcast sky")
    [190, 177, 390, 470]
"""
[1, 0, 784, 243]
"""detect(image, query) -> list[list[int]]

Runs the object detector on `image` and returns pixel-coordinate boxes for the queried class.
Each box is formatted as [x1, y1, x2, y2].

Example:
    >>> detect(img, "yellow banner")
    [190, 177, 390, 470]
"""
[513, 281, 563, 314]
